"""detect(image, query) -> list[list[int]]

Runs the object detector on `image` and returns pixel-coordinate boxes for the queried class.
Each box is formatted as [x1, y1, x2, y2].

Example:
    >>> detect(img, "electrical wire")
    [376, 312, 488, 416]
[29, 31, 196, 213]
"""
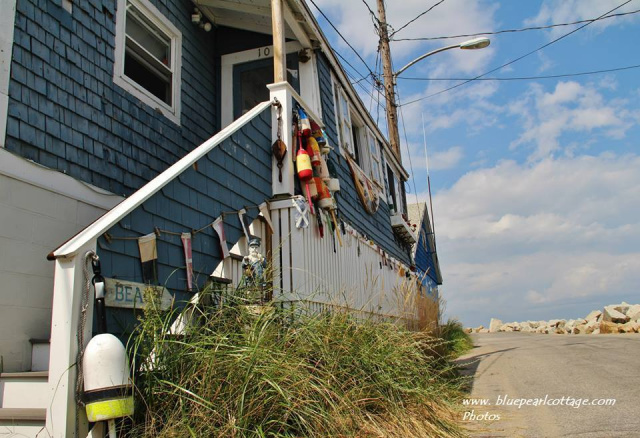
[399, 0, 634, 107]
[333, 47, 379, 91]
[369, 51, 381, 113]
[396, 63, 640, 81]
[390, 0, 446, 38]
[308, 0, 377, 79]
[392, 8, 640, 41]
[392, 58, 419, 207]
[360, 0, 378, 22]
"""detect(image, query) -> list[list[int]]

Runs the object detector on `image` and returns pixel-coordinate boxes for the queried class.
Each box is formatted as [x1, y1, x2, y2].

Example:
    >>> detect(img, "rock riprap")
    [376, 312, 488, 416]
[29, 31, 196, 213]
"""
[473, 303, 640, 335]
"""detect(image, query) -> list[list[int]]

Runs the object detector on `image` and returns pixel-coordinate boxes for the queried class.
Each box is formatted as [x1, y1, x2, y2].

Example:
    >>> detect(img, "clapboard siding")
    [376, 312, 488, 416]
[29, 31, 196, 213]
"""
[96, 106, 272, 336]
[315, 52, 411, 266]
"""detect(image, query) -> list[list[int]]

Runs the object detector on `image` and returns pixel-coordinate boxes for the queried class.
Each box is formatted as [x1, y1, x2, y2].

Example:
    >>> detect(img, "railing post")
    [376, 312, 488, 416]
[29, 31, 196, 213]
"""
[46, 242, 96, 437]
[268, 82, 295, 196]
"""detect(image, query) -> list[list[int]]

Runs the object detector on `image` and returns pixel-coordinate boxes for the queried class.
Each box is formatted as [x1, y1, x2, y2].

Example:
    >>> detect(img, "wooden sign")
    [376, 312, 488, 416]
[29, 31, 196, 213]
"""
[104, 278, 173, 310]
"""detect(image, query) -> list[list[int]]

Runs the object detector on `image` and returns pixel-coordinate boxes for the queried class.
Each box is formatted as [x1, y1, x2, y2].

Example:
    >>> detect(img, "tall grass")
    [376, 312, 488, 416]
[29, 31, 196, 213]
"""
[440, 319, 474, 358]
[125, 286, 467, 437]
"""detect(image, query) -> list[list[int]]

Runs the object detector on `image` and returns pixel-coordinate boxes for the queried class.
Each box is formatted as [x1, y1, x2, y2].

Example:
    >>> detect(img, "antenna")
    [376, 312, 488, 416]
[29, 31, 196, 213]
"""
[422, 113, 436, 244]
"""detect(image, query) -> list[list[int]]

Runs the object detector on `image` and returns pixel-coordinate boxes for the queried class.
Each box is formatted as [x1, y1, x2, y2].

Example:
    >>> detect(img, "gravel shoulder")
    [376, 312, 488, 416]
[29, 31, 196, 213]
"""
[455, 332, 640, 438]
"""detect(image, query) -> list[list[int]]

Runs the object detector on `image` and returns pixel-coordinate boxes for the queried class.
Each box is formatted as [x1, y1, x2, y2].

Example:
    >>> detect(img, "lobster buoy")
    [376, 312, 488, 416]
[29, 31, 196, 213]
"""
[296, 147, 313, 181]
[306, 136, 322, 167]
[297, 107, 311, 137]
[83, 334, 133, 423]
[317, 180, 333, 210]
[296, 147, 314, 213]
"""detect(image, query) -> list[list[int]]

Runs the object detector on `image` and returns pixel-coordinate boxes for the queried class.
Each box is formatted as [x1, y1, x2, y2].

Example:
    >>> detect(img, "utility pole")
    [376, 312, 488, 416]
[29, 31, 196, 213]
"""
[376, 0, 401, 160]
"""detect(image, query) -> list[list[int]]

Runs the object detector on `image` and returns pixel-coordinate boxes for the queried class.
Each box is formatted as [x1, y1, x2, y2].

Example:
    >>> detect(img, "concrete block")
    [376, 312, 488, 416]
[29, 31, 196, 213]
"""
[8, 177, 78, 222]
[0, 203, 37, 242]
[30, 213, 81, 248]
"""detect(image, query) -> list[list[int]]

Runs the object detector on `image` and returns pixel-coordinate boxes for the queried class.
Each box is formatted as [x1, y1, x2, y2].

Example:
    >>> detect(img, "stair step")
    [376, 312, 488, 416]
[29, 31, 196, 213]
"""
[0, 372, 49, 409]
[0, 371, 48, 379]
[211, 275, 232, 284]
[0, 408, 46, 422]
[29, 339, 50, 372]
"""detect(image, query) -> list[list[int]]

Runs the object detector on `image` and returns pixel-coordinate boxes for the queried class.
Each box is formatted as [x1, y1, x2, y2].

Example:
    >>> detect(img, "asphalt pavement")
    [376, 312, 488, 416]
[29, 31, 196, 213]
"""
[455, 332, 640, 438]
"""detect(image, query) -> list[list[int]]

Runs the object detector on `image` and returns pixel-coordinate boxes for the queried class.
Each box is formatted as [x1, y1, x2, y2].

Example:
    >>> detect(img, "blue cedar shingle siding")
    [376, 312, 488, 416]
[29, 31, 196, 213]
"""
[6, 0, 219, 196]
[316, 52, 411, 265]
[415, 220, 438, 285]
[96, 106, 272, 337]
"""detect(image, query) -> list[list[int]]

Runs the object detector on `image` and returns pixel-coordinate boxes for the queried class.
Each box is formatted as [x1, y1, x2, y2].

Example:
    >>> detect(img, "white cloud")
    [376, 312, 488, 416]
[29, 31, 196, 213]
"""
[509, 81, 633, 160]
[525, 0, 640, 39]
[428, 153, 640, 326]
[313, 0, 498, 74]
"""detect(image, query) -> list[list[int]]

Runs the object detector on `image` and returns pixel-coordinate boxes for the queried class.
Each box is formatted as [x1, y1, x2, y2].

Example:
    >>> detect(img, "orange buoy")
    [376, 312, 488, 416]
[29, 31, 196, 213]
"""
[296, 147, 313, 181]
[306, 136, 322, 167]
[317, 180, 333, 210]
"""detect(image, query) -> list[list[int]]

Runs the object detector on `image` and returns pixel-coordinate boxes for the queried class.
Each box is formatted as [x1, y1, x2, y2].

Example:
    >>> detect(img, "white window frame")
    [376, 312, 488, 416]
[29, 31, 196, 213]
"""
[220, 41, 306, 128]
[335, 84, 355, 157]
[366, 127, 383, 187]
[113, 0, 182, 125]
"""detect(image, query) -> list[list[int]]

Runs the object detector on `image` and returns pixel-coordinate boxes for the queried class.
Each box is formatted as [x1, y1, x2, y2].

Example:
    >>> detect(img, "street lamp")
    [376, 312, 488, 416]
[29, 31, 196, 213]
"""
[393, 37, 490, 81]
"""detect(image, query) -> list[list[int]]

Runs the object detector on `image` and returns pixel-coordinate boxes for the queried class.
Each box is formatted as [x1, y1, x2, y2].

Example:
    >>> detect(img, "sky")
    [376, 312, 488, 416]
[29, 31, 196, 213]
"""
[311, 0, 640, 327]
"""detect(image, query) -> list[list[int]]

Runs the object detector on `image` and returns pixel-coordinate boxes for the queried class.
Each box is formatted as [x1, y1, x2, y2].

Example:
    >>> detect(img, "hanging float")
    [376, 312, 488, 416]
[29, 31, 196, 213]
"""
[346, 154, 380, 215]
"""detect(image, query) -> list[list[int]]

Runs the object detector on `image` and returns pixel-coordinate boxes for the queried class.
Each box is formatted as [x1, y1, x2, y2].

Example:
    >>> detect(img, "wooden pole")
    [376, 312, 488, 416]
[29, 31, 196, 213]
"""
[271, 0, 286, 83]
[376, 0, 401, 160]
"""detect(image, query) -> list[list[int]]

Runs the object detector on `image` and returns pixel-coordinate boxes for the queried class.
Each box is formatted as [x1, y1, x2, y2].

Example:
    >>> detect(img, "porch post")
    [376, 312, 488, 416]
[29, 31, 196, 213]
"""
[271, 0, 286, 83]
[268, 82, 294, 196]
[46, 242, 96, 437]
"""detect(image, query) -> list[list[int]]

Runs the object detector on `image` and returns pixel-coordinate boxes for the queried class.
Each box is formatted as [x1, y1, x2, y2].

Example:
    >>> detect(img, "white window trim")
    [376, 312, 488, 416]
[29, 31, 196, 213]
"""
[220, 41, 303, 128]
[335, 84, 354, 158]
[113, 0, 182, 125]
[366, 127, 383, 189]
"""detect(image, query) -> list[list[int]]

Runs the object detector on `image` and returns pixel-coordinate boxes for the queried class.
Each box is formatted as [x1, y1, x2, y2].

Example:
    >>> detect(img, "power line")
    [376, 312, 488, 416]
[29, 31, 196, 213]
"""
[308, 0, 377, 79]
[360, 0, 378, 21]
[390, 0, 446, 38]
[392, 8, 640, 42]
[396, 64, 640, 81]
[399, 0, 634, 107]
[391, 57, 419, 207]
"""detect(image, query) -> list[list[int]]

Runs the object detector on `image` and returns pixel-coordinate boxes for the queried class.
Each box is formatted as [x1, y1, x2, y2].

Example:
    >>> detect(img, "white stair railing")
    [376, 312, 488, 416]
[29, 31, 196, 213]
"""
[45, 100, 274, 438]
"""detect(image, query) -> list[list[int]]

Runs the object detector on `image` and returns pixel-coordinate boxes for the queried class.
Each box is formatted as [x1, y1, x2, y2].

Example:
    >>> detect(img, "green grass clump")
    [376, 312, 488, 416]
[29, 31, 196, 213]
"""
[440, 319, 474, 358]
[126, 291, 467, 437]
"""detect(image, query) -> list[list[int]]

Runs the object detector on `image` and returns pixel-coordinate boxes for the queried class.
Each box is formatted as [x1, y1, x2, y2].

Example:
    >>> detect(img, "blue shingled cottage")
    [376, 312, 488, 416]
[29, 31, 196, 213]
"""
[0, 0, 441, 434]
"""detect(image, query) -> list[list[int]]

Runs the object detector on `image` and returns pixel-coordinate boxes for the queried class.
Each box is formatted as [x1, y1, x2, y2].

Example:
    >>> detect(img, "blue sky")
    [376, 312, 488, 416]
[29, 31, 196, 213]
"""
[312, 0, 640, 327]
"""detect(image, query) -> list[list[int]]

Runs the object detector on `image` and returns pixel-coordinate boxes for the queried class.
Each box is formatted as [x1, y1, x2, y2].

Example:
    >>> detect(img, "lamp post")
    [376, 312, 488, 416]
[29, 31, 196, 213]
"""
[376, 8, 490, 159]
[393, 37, 491, 81]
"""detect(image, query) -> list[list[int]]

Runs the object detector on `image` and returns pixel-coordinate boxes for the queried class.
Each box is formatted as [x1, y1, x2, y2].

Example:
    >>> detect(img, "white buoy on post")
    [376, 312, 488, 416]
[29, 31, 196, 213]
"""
[83, 333, 134, 438]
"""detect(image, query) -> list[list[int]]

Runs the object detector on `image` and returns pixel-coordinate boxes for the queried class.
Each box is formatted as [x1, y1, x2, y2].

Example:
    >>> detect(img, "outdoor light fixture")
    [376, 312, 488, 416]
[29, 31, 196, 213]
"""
[191, 8, 202, 24]
[394, 37, 491, 80]
[459, 37, 491, 50]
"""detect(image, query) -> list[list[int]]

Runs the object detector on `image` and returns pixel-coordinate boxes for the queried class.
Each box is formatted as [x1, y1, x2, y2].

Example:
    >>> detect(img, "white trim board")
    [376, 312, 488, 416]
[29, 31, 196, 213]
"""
[0, 148, 123, 210]
[221, 41, 303, 128]
[0, 0, 17, 148]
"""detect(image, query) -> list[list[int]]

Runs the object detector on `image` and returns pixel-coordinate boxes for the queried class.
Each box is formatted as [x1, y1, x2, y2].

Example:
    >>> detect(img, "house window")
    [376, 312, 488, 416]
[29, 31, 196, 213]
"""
[113, 0, 182, 124]
[387, 165, 405, 215]
[336, 87, 355, 157]
[366, 129, 382, 185]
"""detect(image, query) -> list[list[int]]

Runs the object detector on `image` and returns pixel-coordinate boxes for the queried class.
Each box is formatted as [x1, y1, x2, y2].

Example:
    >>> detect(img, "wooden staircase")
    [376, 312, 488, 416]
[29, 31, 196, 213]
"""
[0, 370, 48, 436]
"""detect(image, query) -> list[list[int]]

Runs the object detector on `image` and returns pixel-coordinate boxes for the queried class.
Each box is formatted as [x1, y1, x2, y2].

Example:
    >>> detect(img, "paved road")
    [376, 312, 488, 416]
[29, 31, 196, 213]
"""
[456, 333, 640, 438]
